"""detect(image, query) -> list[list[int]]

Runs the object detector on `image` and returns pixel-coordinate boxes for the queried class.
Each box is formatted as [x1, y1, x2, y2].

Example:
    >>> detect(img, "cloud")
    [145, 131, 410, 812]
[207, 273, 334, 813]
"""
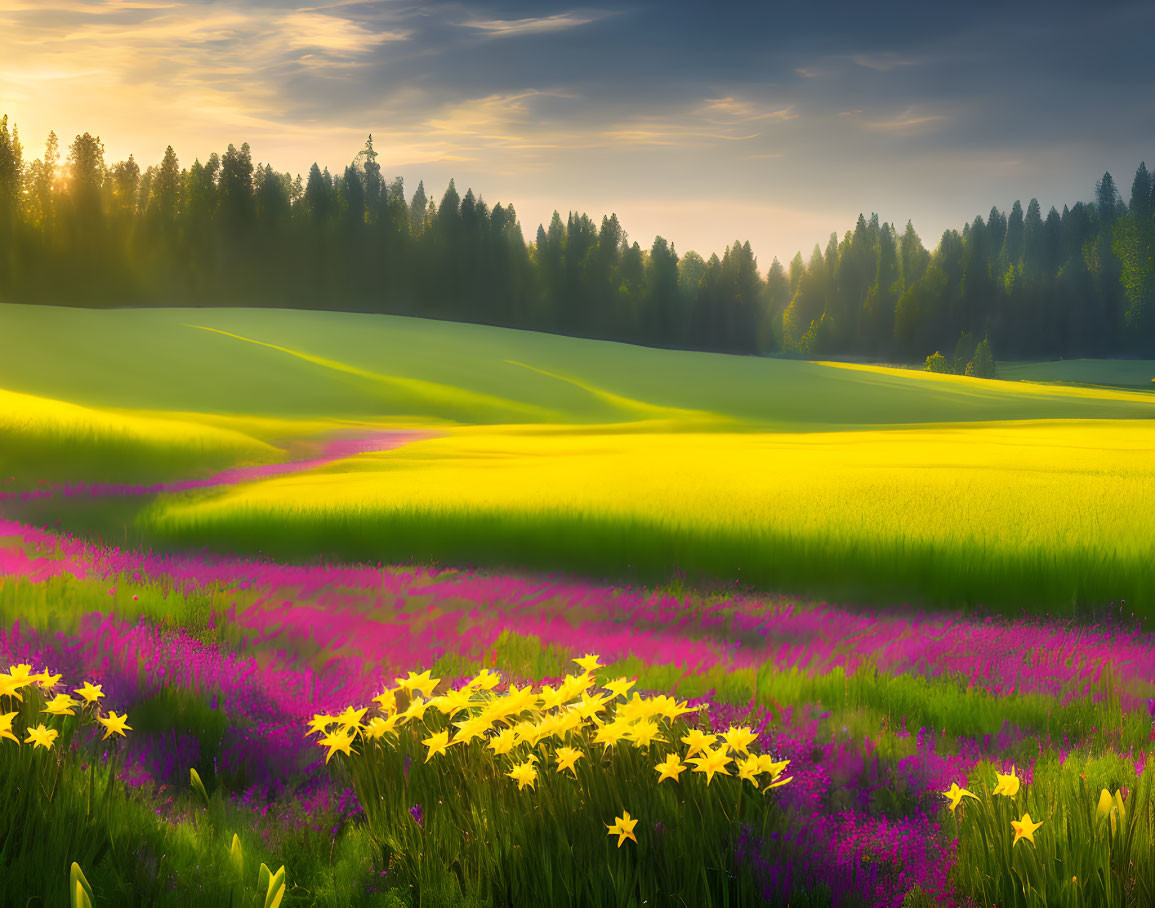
[849, 52, 927, 71]
[458, 11, 603, 37]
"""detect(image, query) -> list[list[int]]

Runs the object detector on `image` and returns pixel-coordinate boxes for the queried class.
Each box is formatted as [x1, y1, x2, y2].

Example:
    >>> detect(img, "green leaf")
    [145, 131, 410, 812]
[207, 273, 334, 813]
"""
[264, 866, 286, 908]
[227, 833, 244, 878]
[69, 862, 94, 908]
[257, 863, 271, 896]
[189, 767, 210, 808]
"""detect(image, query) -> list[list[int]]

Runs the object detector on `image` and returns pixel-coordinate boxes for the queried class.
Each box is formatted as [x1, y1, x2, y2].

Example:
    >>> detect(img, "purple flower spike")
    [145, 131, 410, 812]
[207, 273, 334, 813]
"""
[409, 804, 424, 828]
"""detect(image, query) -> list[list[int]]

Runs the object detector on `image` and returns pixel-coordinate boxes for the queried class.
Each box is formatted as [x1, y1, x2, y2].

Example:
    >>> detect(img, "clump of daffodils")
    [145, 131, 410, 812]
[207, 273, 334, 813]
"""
[0, 663, 131, 753]
[308, 654, 792, 846]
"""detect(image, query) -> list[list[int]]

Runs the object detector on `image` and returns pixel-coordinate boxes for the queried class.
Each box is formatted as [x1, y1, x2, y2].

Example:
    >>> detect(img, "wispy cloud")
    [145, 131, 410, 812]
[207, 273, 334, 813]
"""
[849, 52, 927, 71]
[459, 11, 603, 37]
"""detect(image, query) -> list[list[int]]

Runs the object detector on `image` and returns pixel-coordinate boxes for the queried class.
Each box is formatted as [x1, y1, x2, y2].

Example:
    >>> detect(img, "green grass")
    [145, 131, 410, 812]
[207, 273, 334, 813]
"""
[999, 359, 1155, 391]
[4, 303, 1154, 615]
[2, 303, 1153, 427]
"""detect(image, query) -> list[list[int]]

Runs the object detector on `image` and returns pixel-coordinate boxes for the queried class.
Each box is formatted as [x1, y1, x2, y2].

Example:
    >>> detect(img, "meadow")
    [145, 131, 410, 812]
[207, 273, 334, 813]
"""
[2, 303, 1154, 616]
[2, 302, 1155, 906]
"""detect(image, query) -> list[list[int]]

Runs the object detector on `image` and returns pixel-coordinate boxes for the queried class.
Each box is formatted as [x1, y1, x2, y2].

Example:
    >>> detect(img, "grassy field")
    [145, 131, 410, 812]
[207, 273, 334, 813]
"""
[999, 359, 1155, 390]
[2, 302, 1154, 615]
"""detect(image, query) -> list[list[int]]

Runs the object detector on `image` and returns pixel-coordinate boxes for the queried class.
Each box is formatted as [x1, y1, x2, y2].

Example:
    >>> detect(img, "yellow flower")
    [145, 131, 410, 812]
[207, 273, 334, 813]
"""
[396, 670, 440, 699]
[681, 728, 717, 758]
[557, 672, 595, 702]
[422, 729, 452, 762]
[736, 755, 761, 787]
[574, 654, 603, 673]
[1011, 812, 1043, 846]
[721, 725, 758, 756]
[487, 726, 518, 756]
[603, 677, 636, 700]
[942, 782, 979, 813]
[536, 684, 566, 712]
[627, 721, 665, 749]
[43, 694, 80, 717]
[304, 713, 334, 737]
[97, 710, 132, 740]
[654, 752, 687, 783]
[74, 682, 105, 704]
[1095, 788, 1126, 822]
[606, 810, 638, 847]
[503, 683, 541, 716]
[575, 691, 612, 721]
[618, 694, 662, 723]
[38, 672, 63, 691]
[555, 746, 584, 777]
[592, 719, 631, 750]
[653, 695, 698, 721]
[0, 673, 24, 702]
[363, 717, 396, 741]
[318, 727, 356, 764]
[992, 766, 1020, 798]
[0, 711, 18, 745]
[453, 714, 492, 745]
[25, 723, 58, 751]
[372, 687, 398, 715]
[401, 697, 430, 723]
[507, 760, 538, 791]
[465, 668, 501, 691]
[7, 664, 35, 684]
[431, 687, 474, 717]
[334, 706, 369, 731]
[687, 745, 732, 786]
[757, 755, 790, 778]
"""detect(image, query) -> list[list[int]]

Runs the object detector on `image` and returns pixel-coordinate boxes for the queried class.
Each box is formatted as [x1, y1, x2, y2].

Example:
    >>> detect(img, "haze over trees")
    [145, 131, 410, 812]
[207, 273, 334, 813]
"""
[1, 118, 1153, 358]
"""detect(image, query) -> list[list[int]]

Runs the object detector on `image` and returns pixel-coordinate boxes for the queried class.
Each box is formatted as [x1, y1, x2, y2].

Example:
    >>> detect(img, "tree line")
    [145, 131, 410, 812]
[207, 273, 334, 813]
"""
[1, 117, 1153, 359]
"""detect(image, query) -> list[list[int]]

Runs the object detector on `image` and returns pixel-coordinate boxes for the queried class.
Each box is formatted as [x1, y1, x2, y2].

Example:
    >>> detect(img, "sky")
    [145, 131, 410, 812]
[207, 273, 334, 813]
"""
[2, 0, 1154, 267]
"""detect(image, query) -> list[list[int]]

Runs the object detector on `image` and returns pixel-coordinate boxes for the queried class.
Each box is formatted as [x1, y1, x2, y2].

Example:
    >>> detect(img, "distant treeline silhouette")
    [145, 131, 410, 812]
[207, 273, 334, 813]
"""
[1, 118, 1153, 358]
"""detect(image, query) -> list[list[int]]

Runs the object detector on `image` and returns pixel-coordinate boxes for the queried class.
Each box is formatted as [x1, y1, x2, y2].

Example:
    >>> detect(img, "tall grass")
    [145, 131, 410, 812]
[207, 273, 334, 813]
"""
[145, 422, 1155, 617]
[0, 387, 275, 484]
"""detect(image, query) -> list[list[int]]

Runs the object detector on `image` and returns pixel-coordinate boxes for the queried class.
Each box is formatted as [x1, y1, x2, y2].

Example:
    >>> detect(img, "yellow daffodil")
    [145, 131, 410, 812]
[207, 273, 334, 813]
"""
[992, 766, 1020, 798]
[465, 668, 501, 691]
[401, 697, 430, 723]
[681, 728, 717, 758]
[576, 691, 612, 721]
[736, 754, 761, 787]
[453, 714, 492, 745]
[603, 677, 636, 700]
[7, 664, 34, 685]
[372, 687, 398, 715]
[396, 670, 440, 699]
[757, 755, 790, 778]
[318, 727, 356, 764]
[305, 713, 334, 737]
[627, 721, 665, 749]
[1011, 812, 1043, 846]
[618, 694, 662, 723]
[37, 672, 62, 691]
[0, 673, 24, 702]
[537, 684, 566, 712]
[592, 719, 631, 750]
[502, 683, 540, 717]
[363, 717, 396, 741]
[555, 746, 584, 777]
[97, 710, 132, 740]
[422, 729, 452, 762]
[43, 694, 80, 717]
[432, 687, 476, 717]
[0, 711, 18, 745]
[557, 672, 594, 702]
[25, 723, 58, 751]
[606, 811, 638, 847]
[942, 782, 979, 813]
[74, 682, 104, 704]
[653, 695, 699, 721]
[654, 752, 687, 783]
[721, 725, 758, 756]
[487, 726, 517, 756]
[574, 654, 603, 673]
[687, 745, 732, 785]
[507, 760, 538, 791]
[334, 706, 369, 731]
